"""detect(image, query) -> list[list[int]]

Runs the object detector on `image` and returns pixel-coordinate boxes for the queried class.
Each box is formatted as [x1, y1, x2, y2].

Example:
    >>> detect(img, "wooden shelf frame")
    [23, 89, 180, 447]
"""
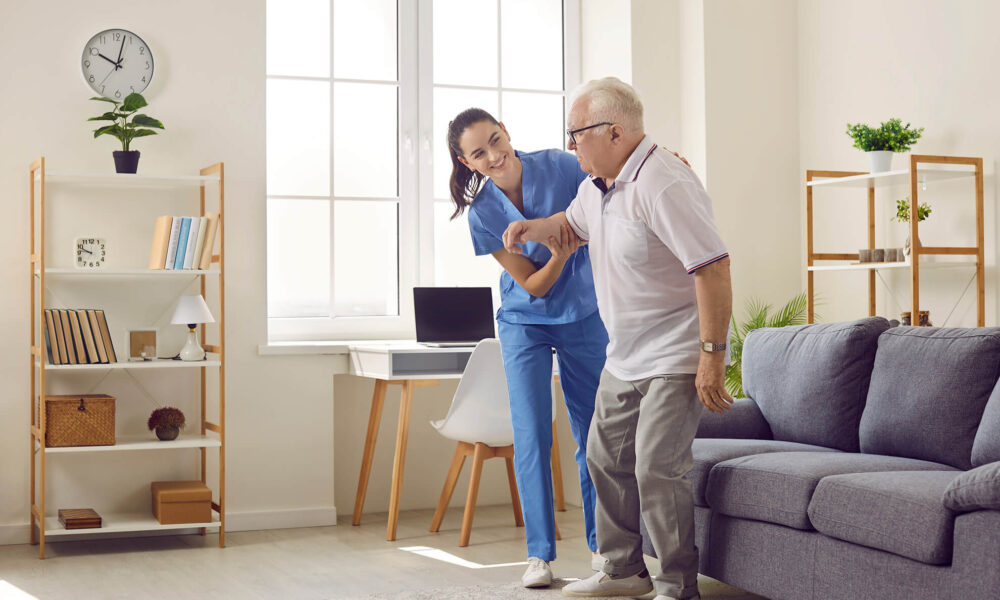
[805, 155, 985, 326]
[28, 158, 226, 558]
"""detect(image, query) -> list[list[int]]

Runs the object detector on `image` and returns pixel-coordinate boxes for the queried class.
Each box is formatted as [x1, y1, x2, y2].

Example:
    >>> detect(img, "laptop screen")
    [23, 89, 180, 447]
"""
[413, 287, 495, 343]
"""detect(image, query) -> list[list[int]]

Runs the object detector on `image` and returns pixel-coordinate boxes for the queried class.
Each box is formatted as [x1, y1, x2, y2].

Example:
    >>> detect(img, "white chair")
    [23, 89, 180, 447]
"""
[428, 338, 564, 546]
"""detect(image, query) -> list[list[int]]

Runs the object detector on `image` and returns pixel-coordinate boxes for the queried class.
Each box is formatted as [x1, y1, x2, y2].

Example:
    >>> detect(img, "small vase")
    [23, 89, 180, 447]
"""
[155, 425, 179, 441]
[866, 150, 894, 173]
[113, 150, 140, 174]
[904, 232, 921, 256]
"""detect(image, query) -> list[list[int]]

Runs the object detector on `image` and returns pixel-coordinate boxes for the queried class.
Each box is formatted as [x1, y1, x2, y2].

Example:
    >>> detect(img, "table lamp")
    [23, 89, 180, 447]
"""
[170, 295, 216, 361]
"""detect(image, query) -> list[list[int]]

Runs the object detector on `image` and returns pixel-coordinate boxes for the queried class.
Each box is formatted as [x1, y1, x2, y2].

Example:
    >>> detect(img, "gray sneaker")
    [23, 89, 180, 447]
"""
[562, 570, 653, 597]
[522, 557, 553, 588]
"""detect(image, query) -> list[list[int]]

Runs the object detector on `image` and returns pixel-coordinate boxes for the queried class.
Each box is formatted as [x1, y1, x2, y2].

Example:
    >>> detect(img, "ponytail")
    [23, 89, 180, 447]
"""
[447, 107, 499, 220]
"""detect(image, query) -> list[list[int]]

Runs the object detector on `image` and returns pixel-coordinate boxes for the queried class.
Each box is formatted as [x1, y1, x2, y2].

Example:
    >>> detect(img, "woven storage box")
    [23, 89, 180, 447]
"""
[151, 481, 212, 524]
[43, 395, 115, 447]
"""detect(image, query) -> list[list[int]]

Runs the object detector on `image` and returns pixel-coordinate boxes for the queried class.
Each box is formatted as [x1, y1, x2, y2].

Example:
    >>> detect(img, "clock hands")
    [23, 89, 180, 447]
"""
[99, 64, 116, 87]
[97, 52, 119, 68]
[116, 37, 125, 70]
[80, 247, 93, 255]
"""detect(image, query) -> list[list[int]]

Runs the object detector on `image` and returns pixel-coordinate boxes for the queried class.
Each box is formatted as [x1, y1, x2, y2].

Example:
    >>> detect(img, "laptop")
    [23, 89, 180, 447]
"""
[413, 287, 495, 347]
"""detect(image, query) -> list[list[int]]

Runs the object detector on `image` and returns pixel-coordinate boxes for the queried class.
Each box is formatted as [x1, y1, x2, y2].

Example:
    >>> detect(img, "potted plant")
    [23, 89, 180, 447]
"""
[147, 407, 185, 441]
[88, 92, 164, 174]
[893, 196, 932, 256]
[726, 292, 809, 398]
[845, 118, 924, 173]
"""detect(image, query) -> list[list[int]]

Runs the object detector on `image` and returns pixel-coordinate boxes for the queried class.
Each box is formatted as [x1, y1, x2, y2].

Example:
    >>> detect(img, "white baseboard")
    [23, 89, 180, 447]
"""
[0, 506, 338, 546]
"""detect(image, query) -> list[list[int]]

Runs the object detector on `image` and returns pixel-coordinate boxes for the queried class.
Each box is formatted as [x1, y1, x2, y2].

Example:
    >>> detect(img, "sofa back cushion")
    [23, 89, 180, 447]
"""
[742, 317, 888, 452]
[860, 327, 1000, 470]
[972, 380, 1000, 466]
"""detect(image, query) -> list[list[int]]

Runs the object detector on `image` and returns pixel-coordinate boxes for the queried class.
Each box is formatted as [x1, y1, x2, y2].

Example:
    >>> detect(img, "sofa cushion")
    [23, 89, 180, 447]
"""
[860, 326, 1000, 470]
[972, 382, 1000, 466]
[809, 471, 960, 565]
[742, 317, 888, 452]
[695, 398, 772, 440]
[689, 439, 837, 507]
[943, 461, 1000, 512]
[706, 452, 955, 530]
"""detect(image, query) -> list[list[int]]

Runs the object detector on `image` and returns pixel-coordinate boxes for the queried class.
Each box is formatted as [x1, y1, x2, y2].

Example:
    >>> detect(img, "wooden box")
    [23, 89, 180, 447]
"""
[58, 508, 102, 529]
[151, 481, 212, 525]
[44, 395, 115, 447]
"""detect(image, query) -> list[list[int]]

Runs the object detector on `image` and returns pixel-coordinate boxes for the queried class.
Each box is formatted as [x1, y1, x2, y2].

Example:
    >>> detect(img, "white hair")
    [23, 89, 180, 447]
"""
[569, 77, 644, 135]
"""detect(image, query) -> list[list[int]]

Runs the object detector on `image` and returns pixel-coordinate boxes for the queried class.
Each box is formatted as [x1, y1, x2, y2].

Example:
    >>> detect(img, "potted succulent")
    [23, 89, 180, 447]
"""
[845, 118, 924, 173]
[893, 196, 932, 256]
[148, 407, 185, 441]
[88, 92, 164, 174]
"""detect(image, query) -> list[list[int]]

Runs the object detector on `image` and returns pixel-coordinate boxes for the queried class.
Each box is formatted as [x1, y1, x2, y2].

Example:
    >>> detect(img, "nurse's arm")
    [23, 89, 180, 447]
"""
[502, 212, 571, 255]
[491, 224, 577, 298]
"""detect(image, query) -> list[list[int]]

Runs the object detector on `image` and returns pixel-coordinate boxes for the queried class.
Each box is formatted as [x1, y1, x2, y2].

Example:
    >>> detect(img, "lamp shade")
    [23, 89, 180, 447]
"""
[170, 295, 216, 325]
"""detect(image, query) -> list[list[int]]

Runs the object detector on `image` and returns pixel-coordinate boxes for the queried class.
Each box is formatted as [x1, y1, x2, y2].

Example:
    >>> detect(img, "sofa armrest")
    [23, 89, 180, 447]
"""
[696, 397, 772, 439]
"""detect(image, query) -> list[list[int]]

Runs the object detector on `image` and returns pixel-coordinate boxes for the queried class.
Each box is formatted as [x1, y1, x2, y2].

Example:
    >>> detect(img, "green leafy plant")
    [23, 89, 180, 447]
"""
[845, 118, 923, 152]
[147, 407, 185, 430]
[725, 292, 810, 398]
[88, 92, 164, 152]
[893, 197, 932, 223]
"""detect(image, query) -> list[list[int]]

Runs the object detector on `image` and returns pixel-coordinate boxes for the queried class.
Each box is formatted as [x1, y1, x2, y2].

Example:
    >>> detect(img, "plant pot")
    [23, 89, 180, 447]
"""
[904, 232, 921, 256]
[113, 150, 141, 174]
[155, 425, 179, 441]
[866, 150, 894, 173]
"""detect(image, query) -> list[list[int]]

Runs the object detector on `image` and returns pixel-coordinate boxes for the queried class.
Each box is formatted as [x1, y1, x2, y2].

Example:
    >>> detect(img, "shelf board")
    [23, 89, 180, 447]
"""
[38, 268, 219, 279]
[40, 359, 221, 371]
[807, 166, 975, 189]
[43, 434, 221, 454]
[43, 512, 220, 537]
[35, 172, 219, 188]
[808, 259, 977, 272]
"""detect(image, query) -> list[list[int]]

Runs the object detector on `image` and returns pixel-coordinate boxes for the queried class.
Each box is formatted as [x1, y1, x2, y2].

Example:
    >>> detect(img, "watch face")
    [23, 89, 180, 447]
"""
[75, 237, 107, 269]
[81, 29, 153, 101]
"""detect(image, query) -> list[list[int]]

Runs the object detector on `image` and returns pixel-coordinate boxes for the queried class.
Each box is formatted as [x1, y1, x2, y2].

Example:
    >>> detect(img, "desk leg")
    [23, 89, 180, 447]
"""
[353, 379, 388, 526]
[386, 380, 416, 541]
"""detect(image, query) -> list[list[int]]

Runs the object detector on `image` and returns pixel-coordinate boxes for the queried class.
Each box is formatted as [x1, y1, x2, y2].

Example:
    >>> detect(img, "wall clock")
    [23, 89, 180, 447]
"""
[75, 237, 107, 270]
[81, 29, 154, 101]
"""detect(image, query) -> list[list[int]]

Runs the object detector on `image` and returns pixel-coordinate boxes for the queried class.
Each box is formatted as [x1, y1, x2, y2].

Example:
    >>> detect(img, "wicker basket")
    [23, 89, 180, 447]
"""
[44, 395, 115, 447]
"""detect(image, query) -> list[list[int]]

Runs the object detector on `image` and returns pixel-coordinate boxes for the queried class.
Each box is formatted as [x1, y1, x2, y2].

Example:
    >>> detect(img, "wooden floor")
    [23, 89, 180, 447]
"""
[0, 505, 766, 599]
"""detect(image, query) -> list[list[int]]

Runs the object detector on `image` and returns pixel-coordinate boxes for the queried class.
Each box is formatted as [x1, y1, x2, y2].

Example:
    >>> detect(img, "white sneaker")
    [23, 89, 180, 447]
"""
[591, 553, 605, 571]
[654, 595, 700, 600]
[522, 557, 553, 588]
[562, 570, 653, 597]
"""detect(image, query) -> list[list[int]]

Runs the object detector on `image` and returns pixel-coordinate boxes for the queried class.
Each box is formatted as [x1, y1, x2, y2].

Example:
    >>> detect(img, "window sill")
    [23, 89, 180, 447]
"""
[257, 341, 352, 356]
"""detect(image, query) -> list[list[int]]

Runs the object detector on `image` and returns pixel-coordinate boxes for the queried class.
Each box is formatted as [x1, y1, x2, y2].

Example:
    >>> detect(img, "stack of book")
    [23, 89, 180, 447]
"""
[43, 309, 117, 365]
[148, 214, 220, 270]
[58, 508, 102, 529]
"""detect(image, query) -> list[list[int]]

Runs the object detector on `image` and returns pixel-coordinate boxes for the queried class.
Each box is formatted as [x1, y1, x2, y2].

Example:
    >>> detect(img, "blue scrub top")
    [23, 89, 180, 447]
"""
[467, 149, 599, 325]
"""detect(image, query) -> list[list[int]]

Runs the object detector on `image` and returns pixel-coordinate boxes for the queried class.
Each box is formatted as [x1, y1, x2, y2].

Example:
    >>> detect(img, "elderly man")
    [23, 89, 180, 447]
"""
[502, 77, 733, 600]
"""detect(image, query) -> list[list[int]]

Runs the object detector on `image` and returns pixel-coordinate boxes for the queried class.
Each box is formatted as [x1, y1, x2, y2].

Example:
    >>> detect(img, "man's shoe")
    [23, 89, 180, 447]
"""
[590, 553, 605, 571]
[522, 557, 553, 588]
[654, 595, 700, 600]
[562, 570, 653, 597]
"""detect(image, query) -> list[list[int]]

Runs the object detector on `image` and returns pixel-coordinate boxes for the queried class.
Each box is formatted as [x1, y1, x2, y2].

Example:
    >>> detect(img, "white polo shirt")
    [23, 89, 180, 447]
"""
[565, 135, 729, 380]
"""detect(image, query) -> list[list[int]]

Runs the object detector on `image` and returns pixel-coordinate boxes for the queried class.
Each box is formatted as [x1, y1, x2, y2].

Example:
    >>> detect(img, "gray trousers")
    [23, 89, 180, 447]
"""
[587, 369, 702, 600]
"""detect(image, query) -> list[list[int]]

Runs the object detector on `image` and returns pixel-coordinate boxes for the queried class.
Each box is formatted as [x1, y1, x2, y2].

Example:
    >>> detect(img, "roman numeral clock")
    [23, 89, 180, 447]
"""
[80, 28, 154, 101]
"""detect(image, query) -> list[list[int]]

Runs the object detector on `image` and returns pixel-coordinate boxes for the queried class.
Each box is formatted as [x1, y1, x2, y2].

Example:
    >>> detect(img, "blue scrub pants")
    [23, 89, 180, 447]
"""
[497, 310, 609, 561]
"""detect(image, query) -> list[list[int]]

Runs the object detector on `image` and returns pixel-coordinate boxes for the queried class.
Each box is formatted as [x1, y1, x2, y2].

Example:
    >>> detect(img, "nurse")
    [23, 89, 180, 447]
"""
[446, 107, 609, 588]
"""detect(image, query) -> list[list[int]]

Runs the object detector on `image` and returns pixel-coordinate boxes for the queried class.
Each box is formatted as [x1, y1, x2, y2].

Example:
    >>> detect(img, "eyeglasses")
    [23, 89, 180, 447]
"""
[566, 122, 612, 144]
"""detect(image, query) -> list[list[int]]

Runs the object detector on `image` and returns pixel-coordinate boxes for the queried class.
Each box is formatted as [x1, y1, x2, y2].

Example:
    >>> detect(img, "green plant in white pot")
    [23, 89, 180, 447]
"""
[88, 92, 164, 174]
[845, 118, 924, 173]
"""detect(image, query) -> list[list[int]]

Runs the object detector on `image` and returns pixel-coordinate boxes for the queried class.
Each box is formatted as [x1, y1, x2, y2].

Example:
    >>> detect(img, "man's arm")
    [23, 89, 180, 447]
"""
[694, 256, 734, 413]
[502, 211, 573, 255]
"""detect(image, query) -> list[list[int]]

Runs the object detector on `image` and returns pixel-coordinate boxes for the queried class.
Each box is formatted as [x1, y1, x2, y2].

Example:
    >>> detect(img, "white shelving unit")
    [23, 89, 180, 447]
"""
[29, 157, 226, 558]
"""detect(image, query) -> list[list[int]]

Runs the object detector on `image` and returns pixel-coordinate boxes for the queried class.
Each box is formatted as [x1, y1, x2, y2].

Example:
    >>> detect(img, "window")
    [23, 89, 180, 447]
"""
[267, 0, 579, 340]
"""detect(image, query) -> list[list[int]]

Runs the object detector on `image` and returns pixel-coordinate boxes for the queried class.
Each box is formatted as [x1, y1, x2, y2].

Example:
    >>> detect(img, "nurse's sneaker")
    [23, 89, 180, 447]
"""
[591, 553, 605, 571]
[522, 557, 553, 588]
[562, 569, 653, 597]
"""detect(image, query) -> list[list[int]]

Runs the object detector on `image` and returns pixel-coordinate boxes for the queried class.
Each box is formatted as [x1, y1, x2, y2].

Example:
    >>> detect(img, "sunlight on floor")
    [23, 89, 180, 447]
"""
[0, 581, 39, 600]
[399, 546, 528, 569]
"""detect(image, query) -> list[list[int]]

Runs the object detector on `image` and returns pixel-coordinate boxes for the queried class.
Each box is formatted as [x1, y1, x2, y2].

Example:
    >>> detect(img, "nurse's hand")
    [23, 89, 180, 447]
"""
[666, 147, 691, 168]
[544, 224, 578, 263]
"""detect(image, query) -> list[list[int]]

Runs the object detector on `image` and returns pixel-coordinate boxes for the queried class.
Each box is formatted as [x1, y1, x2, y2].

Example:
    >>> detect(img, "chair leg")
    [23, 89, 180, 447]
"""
[459, 442, 489, 547]
[503, 453, 524, 527]
[551, 421, 566, 511]
[555, 518, 561, 540]
[430, 442, 470, 532]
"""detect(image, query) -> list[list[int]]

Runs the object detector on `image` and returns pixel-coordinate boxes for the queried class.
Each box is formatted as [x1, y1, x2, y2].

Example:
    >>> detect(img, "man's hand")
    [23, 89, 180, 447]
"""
[695, 353, 734, 413]
[502, 220, 530, 255]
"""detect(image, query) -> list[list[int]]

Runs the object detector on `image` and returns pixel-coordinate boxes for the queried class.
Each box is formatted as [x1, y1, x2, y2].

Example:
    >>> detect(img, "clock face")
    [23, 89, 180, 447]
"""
[81, 29, 154, 101]
[75, 237, 107, 269]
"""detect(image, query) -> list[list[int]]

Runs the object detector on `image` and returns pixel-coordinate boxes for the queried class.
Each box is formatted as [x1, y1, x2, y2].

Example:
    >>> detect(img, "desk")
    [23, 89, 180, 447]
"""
[348, 342, 566, 541]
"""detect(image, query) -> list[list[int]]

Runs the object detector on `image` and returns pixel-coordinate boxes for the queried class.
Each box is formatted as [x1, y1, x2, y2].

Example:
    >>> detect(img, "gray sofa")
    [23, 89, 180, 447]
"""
[643, 317, 1000, 600]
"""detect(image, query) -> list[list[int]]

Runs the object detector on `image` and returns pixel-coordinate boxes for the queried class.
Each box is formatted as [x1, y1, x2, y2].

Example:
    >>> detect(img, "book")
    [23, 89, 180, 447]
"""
[199, 213, 220, 270]
[44, 310, 61, 365]
[64, 310, 84, 365]
[148, 215, 173, 270]
[95, 310, 117, 363]
[53, 309, 71, 364]
[87, 310, 109, 363]
[173, 217, 192, 270]
[74, 309, 100, 364]
[164, 217, 181, 270]
[182, 216, 201, 269]
[58, 508, 102, 529]
[191, 217, 209, 270]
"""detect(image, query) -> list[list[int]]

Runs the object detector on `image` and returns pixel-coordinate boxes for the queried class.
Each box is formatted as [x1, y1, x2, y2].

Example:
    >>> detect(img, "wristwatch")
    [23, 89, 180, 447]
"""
[700, 340, 727, 352]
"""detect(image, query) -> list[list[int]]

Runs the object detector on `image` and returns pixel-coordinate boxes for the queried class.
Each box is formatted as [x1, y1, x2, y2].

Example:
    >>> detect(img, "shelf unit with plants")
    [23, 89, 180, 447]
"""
[28, 157, 226, 558]
[805, 154, 984, 326]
